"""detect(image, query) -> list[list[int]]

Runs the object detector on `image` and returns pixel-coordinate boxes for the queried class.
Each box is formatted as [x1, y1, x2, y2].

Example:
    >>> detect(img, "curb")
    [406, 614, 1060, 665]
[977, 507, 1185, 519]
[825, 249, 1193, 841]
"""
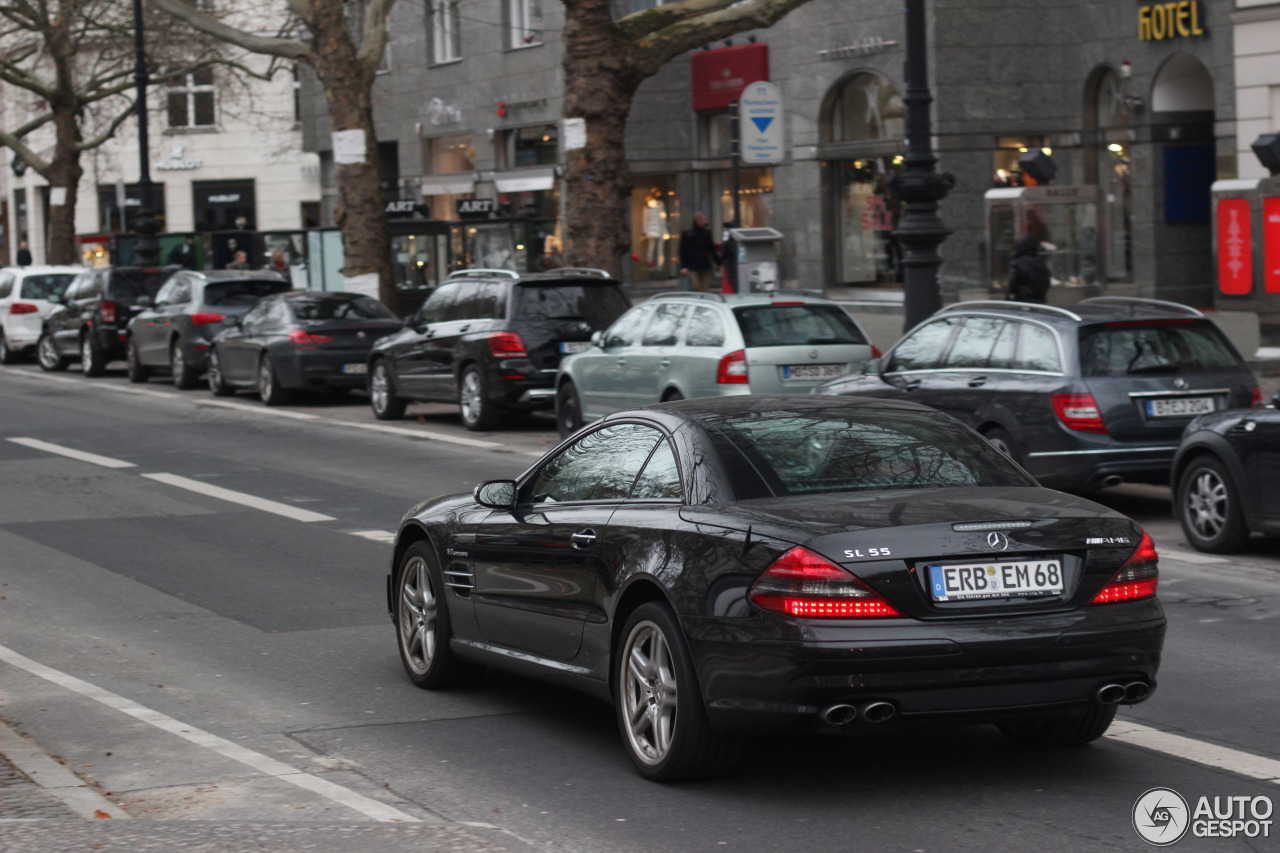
[0, 721, 130, 820]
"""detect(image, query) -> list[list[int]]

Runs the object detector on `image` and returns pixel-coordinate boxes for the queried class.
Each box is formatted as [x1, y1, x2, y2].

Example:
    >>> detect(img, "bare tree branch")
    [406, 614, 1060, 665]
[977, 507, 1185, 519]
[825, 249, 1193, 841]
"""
[0, 129, 51, 174]
[357, 0, 394, 75]
[633, 0, 817, 68]
[615, 0, 736, 40]
[150, 0, 312, 60]
[76, 96, 139, 150]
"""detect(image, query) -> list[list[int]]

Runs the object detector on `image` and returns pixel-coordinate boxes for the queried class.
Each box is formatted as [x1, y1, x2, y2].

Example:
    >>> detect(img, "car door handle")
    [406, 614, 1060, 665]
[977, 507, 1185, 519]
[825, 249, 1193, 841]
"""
[902, 379, 920, 391]
[570, 529, 597, 549]
[659, 359, 671, 367]
[968, 376, 987, 388]
[458, 324, 469, 333]
[616, 357, 626, 366]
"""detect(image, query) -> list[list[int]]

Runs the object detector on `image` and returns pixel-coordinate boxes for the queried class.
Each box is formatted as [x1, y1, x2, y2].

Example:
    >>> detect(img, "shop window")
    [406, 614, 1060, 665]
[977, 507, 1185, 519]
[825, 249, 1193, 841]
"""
[1087, 68, 1131, 281]
[507, 0, 542, 48]
[831, 157, 902, 285]
[630, 178, 678, 280]
[192, 180, 256, 232]
[498, 125, 557, 169]
[97, 184, 167, 233]
[993, 137, 1048, 187]
[422, 134, 475, 220]
[167, 68, 215, 129]
[697, 111, 733, 159]
[828, 72, 903, 143]
[430, 0, 462, 63]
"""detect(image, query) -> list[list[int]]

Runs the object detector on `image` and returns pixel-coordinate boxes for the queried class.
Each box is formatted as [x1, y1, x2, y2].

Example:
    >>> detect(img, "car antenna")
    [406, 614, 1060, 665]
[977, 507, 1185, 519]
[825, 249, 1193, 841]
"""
[741, 524, 754, 557]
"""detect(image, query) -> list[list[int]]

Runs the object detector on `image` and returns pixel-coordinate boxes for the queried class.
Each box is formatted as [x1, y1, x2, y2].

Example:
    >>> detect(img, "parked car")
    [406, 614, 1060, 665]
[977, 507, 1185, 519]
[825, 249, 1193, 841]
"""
[0, 265, 82, 363]
[126, 270, 291, 388]
[38, 265, 179, 375]
[1171, 388, 1280, 553]
[554, 291, 876, 436]
[388, 395, 1165, 782]
[815, 297, 1260, 492]
[368, 268, 631, 430]
[207, 290, 403, 404]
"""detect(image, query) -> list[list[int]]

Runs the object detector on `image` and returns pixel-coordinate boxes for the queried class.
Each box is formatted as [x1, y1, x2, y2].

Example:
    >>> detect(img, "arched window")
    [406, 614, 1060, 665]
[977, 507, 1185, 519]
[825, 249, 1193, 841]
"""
[1086, 67, 1131, 281]
[1152, 53, 1213, 113]
[826, 72, 904, 143]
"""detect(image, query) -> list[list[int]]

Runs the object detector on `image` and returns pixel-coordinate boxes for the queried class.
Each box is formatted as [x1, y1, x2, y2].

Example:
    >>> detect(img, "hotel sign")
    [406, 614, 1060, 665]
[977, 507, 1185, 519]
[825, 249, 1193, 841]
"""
[1139, 2, 1206, 41]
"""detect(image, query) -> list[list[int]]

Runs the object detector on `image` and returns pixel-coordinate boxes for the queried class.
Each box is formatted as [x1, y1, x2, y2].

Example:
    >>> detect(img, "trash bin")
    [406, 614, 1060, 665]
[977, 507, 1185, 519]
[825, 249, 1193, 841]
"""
[726, 226, 784, 292]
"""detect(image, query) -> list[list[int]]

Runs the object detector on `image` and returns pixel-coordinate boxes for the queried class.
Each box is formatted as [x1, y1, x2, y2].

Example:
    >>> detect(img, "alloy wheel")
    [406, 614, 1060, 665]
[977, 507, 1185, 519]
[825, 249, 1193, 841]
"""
[620, 619, 678, 765]
[38, 336, 62, 370]
[371, 364, 389, 413]
[459, 370, 482, 425]
[398, 555, 438, 675]
[1187, 469, 1228, 539]
[259, 358, 272, 399]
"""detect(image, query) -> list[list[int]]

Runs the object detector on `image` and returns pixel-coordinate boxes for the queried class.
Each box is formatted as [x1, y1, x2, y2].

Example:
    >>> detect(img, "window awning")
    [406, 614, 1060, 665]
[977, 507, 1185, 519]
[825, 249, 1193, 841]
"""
[420, 174, 476, 196]
[493, 166, 556, 193]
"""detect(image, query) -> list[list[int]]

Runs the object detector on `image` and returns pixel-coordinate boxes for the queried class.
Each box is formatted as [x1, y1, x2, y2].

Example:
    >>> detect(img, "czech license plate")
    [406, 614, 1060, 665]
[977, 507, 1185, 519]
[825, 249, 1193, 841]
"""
[782, 364, 842, 381]
[928, 559, 1064, 602]
[559, 341, 592, 354]
[1146, 397, 1214, 418]
[342, 363, 368, 375]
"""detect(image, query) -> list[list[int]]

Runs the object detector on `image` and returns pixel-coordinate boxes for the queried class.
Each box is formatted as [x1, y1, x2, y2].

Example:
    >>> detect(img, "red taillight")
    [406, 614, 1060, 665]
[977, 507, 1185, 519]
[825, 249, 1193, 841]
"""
[99, 301, 117, 323]
[1090, 531, 1158, 605]
[9, 302, 38, 315]
[1252, 385, 1264, 407]
[190, 313, 225, 327]
[1051, 393, 1107, 433]
[288, 328, 332, 346]
[488, 332, 528, 358]
[749, 547, 902, 619]
[871, 345, 882, 358]
[716, 349, 748, 384]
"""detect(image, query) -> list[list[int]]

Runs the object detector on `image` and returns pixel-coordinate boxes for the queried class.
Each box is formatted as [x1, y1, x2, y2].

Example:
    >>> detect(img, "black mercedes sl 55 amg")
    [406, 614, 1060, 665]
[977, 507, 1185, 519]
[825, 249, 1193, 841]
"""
[387, 396, 1166, 782]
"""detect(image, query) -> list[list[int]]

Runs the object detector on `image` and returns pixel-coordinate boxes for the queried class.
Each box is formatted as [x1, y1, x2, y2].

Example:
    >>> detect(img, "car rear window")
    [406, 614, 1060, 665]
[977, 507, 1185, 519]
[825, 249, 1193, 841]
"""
[732, 304, 867, 348]
[703, 407, 1033, 498]
[1078, 322, 1240, 377]
[20, 274, 78, 301]
[107, 269, 175, 303]
[204, 279, 291, 307]
[290, 295, 396, 320]
[512, 283, 630, 328]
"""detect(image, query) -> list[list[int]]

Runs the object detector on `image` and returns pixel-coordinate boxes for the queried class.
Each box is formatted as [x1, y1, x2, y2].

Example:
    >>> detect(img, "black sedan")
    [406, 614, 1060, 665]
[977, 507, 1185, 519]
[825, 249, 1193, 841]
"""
[208, 291, 402, 404]
[388, 396, 1166, 781]
[1171, 389, 1280, 553]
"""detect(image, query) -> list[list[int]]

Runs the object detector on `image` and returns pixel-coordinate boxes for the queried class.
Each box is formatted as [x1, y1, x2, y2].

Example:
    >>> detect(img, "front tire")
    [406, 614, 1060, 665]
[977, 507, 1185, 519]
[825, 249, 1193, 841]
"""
[614, 602, 739, 782]
[37, 334, 68, 372]
[126, 338, 150, 383]
[998, 704, 1116, 748]
[81, 332, 105, 377]
[395, 542, 478, 688]
[556, 380, 583, 438]
[458, 364, 500, 431]
[258, 353, 292, 406]
[1177, 456, 1249, 553]
[171, 339, 199, 389]
[0, 331, 18, 364]
[207, 350, 235, 396]
[369, 360, 407, 420]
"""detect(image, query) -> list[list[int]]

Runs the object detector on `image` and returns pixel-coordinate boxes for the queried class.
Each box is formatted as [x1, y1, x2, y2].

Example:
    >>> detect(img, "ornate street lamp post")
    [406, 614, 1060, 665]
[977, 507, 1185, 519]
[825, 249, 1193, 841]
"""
[131, 0, 160, 265]
[891, 0, 954, 332]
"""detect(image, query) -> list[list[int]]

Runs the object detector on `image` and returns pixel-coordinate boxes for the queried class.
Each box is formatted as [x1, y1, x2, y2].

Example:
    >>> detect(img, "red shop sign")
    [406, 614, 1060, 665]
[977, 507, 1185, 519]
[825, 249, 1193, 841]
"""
[1265, 197, 1280, 293]
[1216, 197, 1252, 296]
[691, 43, 769, 112]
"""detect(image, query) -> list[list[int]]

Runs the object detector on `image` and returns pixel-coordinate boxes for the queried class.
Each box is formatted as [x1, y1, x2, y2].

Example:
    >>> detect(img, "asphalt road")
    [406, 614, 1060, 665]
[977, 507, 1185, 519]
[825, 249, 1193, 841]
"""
[2, 362, 1279, 852]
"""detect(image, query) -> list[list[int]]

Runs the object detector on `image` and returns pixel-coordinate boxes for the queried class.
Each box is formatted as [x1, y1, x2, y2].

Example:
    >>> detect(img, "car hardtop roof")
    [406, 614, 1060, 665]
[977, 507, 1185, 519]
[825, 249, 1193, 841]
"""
[648, 290, 834, 306]
[443, 267, 619, 286]
[613, 394, 945, 424]
[937, 297, 1207, 326]
[187, 269, 288, 282]
[281, 289, 373, 300]
[1, 264, 85, 275]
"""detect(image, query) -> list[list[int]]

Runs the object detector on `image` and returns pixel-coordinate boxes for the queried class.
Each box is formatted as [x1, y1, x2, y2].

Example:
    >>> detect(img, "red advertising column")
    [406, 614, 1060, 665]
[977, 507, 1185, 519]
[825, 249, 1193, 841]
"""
[1217, 198, 1253, 295]
[1265, 197, 1280, 293]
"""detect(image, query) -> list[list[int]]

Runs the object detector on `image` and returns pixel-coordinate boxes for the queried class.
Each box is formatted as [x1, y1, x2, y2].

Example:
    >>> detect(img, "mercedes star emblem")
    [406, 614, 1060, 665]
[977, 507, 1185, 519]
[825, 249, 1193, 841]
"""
[808, 349, 818, 359]
[357, 331, 367, 340]
[987, 531, 1010, 551]
[1173, 377, 1188, 390]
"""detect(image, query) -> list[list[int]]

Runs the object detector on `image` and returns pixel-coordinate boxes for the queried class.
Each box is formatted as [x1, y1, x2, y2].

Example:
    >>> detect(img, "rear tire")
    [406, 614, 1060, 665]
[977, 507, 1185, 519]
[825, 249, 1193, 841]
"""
[556, 380, 583, 438]
[369, 360, 407, 420]
[258, 353, 292, 406]
[982, 426, 1020, 465]
[661, 389, 684, 403]
[0, 331, 18, 365]
[126, 338, 150, 383]
[207, 350, 235, 396]
[458, 364, 500, 431]
[80, 332, 105, 377]
[1177, 455, 1249, 554]
[37, 334, 68, 372]
[395, 542, 480, 688]
[171, 339, 199, 389]
[998, 704, 1116, 748]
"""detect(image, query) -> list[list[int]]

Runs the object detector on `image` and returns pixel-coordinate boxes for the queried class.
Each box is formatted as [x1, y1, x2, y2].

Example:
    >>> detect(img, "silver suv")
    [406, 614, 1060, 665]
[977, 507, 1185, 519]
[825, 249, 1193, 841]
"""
[554, 291, 875, 436]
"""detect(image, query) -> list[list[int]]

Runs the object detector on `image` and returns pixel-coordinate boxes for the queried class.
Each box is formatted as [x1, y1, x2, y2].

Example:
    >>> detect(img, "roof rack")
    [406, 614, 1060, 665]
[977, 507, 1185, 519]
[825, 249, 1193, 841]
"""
[445, 268, 521, 280]
[651, 291, 725, 302]
[551, 267, 611, 278]
[1078, 296, 1204, 318]
[938, 300, 1083, 322]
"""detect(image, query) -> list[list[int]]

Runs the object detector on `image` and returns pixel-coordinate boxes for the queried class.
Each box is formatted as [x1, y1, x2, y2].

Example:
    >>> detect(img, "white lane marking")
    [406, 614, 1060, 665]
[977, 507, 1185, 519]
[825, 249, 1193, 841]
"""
[338, 419, 500, 449]
[141, 473, 335, 522]
[1108, 721, 1280, 784]
[1162, 549, 1230, 565]
[196, 399, 319, 421]
[7, 437, 136, 470]
[347, 529, 396, 543]
[0, 720, 131, 819]
[0, 645, 420, 822]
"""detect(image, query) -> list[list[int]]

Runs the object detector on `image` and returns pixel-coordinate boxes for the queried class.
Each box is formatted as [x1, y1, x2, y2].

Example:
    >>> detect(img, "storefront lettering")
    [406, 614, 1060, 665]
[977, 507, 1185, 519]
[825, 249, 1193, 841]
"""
[208, 194, 240, 204]
[1138, 2, 1205, 41]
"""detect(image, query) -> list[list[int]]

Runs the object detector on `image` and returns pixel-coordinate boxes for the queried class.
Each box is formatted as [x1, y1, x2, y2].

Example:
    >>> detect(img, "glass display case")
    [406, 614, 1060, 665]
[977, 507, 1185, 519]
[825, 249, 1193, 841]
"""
[984, 185, 1102, 296]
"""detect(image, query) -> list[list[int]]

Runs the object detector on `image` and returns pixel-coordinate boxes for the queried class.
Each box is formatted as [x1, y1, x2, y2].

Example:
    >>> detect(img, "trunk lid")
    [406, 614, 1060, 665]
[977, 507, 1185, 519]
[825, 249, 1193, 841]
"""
[745, 343, 873, 393]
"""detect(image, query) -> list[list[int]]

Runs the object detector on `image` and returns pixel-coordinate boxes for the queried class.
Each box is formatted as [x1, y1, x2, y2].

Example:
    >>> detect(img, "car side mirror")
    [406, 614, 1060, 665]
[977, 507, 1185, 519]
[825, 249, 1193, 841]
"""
[137, 295, 153, 308]
[590, 330, 603, 348]
[474, 479, 517, 510]
[1272, 389, 1280, 409]
[861, 356, 881, 376]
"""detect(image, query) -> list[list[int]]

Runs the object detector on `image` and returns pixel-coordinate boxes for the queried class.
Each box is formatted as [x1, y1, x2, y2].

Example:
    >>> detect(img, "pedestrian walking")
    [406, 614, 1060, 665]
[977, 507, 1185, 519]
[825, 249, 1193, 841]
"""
[15, 240, 32, 267]
[679, 212, 720, 292]
[1008, 233, 1050, 304]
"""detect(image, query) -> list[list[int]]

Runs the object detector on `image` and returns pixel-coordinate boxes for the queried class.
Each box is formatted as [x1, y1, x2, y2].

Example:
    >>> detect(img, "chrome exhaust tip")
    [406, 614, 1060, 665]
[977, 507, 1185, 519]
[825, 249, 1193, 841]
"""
[1123, 681, 1152, 703]
[1095, 683, 1126, 704]
[858, 700, 897, 724]
[819, 703, 858, 726]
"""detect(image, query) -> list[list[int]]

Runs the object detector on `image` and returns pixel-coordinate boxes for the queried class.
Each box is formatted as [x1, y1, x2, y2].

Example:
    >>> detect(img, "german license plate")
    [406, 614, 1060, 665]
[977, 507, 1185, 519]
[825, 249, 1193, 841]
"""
[928, 559, 1064, 602]
[1146, 397, 1214, 417]
[782, 364, 842, 380]
[560, 341, 592, 354]
[342, 362, 367, 375]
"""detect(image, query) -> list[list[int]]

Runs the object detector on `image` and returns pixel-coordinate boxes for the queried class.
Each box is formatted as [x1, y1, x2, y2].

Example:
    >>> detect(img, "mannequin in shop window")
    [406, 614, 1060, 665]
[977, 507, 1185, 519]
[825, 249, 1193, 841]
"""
[642, 188, 669, 269]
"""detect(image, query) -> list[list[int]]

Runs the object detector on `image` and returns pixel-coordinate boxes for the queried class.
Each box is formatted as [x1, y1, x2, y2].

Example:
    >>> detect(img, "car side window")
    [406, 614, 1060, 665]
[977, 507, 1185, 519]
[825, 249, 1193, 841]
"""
[630, 439, 682, 500]
[944, 317, 1010, 368]
[476, 282, 507, 319]
[684, 306, 726, 347]
[154, 280, 177, 306]
[886, 317, 958, 372]
[642, 304, 688, 347]
[1014, 324, 1062, 372]
[450, 281, 483, 321]
[240, 299, 274, 331]
[169, 278, 193, 305]
[418, 283, 458, 324]
[603, 304, 656, 349]
[525, 423, 662, 503]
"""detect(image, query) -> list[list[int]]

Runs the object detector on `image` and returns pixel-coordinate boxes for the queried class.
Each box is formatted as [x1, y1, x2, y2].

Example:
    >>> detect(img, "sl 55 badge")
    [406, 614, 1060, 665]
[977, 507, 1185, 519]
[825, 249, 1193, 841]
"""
[844, 547, 891, 559]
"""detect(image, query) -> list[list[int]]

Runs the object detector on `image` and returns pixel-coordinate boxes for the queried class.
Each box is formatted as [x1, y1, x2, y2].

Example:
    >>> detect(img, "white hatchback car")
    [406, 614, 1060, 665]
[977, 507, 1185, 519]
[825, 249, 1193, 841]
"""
[0, 265, 84, 363]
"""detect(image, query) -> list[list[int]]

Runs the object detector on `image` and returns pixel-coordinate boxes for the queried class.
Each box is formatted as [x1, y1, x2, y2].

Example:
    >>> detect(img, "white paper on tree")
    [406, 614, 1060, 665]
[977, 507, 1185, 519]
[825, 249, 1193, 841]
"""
[563, 117, 587, 151]
[332, 129, 368, 165]
[342, 272, 380, 299]
[49, 187, 68, 206]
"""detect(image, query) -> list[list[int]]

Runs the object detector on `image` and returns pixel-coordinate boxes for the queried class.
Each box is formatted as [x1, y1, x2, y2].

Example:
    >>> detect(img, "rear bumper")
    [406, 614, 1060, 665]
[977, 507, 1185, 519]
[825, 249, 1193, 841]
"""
[684, 599, 1166, 731]
[281, 349, 372, 389]
[1026, 443, 1179, 489]
[485, 363, 558, 410]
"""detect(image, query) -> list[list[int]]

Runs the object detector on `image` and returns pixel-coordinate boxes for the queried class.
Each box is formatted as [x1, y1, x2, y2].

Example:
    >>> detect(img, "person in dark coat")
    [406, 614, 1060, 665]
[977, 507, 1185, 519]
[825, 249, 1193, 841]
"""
[15, 240, 32, 267]
[1008, 233, 1050, 303]
[679, 212, 720, 292]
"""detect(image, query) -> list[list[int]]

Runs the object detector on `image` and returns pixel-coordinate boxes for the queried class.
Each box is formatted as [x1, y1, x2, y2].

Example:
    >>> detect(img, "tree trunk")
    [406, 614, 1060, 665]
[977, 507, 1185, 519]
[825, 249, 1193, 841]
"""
[43, 137, 83, 265]
[562, 0, 638, 277]
[309, 5, 395, 311]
